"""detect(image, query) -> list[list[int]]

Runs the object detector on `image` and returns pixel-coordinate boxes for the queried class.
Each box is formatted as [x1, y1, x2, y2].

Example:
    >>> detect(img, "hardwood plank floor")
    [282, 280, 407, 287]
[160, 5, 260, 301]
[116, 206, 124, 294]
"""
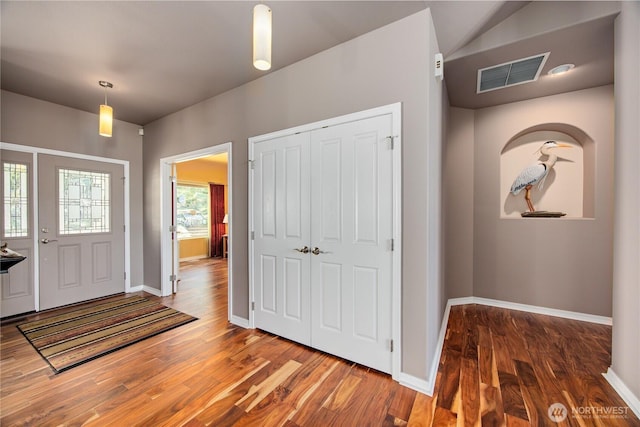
[1, 258, 638, 426]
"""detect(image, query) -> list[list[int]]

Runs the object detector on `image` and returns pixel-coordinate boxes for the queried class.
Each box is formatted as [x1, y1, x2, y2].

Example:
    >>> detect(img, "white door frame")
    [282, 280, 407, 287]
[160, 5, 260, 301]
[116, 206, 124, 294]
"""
[159, 143, 233, 313]
[0, 142, 131, 311]
[248, 103, 402, 378]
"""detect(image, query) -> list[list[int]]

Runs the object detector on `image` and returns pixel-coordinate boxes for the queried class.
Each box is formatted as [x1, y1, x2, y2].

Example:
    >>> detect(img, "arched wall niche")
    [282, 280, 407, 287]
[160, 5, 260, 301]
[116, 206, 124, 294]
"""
[500, 123, 595, 218]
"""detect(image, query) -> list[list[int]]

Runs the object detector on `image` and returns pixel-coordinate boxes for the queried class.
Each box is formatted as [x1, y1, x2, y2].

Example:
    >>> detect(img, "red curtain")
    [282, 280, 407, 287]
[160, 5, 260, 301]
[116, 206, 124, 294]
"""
[209, 184, 225, 257]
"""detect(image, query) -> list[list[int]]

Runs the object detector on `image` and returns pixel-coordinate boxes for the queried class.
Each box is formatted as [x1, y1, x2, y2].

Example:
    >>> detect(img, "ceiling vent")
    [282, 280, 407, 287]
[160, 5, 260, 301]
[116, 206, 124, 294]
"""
[477, 52, 549, 93]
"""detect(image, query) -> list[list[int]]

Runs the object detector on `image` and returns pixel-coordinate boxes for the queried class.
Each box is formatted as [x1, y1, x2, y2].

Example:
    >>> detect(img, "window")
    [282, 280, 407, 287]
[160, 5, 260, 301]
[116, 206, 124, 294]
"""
[58, 169, 110, 234]
[3, 162, 29, 238]
[176, 184, 209, 239]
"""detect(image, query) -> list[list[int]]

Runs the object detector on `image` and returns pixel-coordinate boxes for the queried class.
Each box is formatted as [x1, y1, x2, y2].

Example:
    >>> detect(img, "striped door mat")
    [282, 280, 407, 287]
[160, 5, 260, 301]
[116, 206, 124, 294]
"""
[18, 295, 197, 373]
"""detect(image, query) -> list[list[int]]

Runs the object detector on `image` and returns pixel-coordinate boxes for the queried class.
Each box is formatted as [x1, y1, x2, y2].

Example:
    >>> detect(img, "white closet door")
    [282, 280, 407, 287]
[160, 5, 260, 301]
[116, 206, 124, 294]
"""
[309, 114, 394, 374]
[252, 133, 312, 345]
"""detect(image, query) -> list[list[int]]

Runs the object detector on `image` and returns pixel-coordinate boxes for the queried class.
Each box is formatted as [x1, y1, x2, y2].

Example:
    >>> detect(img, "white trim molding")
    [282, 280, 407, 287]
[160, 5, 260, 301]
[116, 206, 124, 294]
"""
[397, 372, 432, 395]
[141, 285, 162, 297]
[603, 368, 640, 419]
[230, 315, 250, 329]
[179, 255, 210, 262]
[465, 297, 612, 325]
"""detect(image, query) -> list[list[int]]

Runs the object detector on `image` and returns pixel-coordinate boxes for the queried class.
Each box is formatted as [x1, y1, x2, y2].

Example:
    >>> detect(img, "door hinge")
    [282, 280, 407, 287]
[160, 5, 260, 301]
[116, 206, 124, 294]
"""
[121, 176, 126, 184]
[124, 271, 127, 280]
[251, 301, 255, 311]
[386, 135, 399, 149]
[169, 225, 177, 232]
[251, 231, 255, 240]
[249, 160, 255, 170]
[123, 224, 126, 232]
[390, 238, 395, 251]
[170, 274, 177, 282]
[390, 339, 394, 353]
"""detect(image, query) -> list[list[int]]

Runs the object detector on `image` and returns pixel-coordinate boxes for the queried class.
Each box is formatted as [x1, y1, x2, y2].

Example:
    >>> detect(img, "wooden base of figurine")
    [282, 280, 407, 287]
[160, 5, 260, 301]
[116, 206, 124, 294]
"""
[520, 211, 567, 218]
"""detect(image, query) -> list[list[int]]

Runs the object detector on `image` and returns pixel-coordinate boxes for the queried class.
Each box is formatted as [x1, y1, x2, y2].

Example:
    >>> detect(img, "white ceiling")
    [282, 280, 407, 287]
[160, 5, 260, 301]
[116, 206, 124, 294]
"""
[0, 1, 618, 125]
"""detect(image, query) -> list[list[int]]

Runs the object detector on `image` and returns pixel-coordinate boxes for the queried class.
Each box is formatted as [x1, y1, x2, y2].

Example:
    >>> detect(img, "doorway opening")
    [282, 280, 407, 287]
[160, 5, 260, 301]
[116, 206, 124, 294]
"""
[175, 155, 228, 261]
[160, 143, 232, 320]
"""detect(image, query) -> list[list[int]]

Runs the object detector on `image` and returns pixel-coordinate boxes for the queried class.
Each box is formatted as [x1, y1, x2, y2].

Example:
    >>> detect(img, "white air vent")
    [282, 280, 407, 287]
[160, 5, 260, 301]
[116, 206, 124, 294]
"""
[477, 52, 549, 93]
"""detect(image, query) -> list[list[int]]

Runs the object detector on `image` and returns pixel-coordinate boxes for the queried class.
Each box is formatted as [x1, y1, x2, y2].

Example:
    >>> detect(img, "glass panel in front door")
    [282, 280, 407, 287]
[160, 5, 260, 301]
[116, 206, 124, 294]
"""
[58, 169, 111, 234]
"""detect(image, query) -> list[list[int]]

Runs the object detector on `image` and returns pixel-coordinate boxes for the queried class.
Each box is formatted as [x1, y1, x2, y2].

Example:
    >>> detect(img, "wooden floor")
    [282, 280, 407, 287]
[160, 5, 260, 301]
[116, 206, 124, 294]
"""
[1, 258, 637, 426]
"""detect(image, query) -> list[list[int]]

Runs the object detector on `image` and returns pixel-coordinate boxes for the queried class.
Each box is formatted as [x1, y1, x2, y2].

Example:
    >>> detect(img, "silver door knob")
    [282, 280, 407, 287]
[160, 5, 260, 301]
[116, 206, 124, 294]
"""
[294, 246, 310, 254]
[311, 247, 326, 255]
[40, 238, 58, 244]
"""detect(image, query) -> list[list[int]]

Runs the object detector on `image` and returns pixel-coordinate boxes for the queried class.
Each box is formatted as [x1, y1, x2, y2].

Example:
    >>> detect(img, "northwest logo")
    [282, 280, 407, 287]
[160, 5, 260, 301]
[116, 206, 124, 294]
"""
[548, 403, 568, 422]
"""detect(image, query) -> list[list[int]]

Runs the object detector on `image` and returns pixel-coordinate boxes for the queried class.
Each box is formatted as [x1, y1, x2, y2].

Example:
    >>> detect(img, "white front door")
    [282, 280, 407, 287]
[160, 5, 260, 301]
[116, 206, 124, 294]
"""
[251, 111, 395, 374]
[38, 154, 125, 310]
[309, 115, 394, 373]
[1, 150, 35, 316]
[252, 132, 311, 345]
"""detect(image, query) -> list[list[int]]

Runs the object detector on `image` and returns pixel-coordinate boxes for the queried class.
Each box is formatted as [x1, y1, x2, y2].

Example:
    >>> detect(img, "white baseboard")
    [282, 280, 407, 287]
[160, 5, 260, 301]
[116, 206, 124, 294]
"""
[422, 298, 467, 396]
[419, 296, 614, 398]
[141, 285, 162, 297]
[230, 315, 250, 329]
[603, 368, 640, 418]
[127, 285, 144, 293]
[465, 296, 612, 325]
[397, 372, 433, 395]
[179, 255, 209, 262]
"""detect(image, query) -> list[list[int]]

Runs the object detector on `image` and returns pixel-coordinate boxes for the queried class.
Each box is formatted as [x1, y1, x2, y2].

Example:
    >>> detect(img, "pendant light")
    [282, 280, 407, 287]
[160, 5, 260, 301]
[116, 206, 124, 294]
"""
[253, 4, 272, 71]
[98, 81, 113, 137]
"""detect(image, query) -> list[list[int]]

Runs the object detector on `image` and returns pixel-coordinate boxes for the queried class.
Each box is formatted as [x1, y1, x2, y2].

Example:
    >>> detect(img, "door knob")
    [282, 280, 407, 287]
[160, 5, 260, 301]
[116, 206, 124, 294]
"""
[294, 246, 310, 254]
[40, 238, 58, 244]
[311, 247, 326, 255]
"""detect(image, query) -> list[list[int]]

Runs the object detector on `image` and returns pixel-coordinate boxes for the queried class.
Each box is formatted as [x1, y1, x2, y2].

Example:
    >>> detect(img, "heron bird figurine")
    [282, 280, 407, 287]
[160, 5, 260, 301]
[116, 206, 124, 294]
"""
[510, 140, 571, 212]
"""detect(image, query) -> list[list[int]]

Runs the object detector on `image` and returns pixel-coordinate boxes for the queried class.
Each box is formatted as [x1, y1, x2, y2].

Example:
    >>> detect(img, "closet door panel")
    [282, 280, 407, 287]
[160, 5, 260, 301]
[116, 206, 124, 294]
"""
[252, 133, 311, 346]
[310, 114, 394, 374]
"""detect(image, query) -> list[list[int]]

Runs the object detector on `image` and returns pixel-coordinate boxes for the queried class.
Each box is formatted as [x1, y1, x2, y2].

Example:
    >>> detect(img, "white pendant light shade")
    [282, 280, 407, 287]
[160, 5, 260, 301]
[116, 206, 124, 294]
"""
[98, 81, 114, 138]
[99, 104, 113, 137]
[253, 4, 272, 71]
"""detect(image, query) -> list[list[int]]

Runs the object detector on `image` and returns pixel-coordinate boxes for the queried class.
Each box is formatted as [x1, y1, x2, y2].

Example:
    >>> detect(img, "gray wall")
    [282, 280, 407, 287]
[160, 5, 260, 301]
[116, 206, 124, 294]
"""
[612, 1, 640, 403]
[444, 107, 474, 299]
[472, 86, 614, 316]
[0, 90, 145, 286]
[444, 86, 613, 316]
[143, 10, 443, 381]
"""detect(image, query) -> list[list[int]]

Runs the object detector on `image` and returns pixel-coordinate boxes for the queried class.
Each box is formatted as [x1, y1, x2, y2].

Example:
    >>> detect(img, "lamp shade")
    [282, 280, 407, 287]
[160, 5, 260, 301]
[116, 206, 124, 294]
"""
[222, 214, 229, 224]
[99, 104, 113, 137]
[253, 4, 272, 71]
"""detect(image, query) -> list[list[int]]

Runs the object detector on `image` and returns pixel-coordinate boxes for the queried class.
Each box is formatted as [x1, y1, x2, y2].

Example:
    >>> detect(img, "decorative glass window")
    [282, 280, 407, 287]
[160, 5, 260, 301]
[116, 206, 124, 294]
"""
[59, 169, 110, 234]
[3, 162, 29, 238]
[176, 184, 209, 239]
